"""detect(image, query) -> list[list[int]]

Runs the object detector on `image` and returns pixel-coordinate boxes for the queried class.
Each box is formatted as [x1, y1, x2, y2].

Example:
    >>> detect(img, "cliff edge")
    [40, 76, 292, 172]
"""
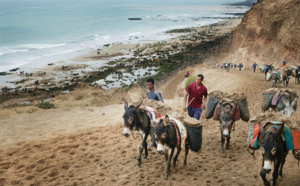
[222, 0, 300, 68]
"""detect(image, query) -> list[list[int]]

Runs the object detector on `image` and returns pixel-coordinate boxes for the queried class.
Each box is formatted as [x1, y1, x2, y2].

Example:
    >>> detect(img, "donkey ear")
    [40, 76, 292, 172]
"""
[292, 96, 298, 109]
[220, 101, 225, 111]
[230, 102, 237, 115]
[133, 101, 143, 111]
[276, 124, 285, 137]
[164, 115, 169, 127]
[124, 101, 128, 111]
[258, 122, 265, 137]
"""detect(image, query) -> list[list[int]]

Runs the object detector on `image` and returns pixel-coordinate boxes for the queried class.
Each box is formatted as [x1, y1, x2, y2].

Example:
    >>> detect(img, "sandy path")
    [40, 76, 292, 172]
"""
[1, 67, 300, 185]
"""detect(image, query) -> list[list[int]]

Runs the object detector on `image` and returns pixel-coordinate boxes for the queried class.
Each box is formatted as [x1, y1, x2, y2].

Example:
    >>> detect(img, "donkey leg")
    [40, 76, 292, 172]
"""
[184, 144, 189, 166]
[165, 148, 175, 180]
[172, 147, 181, 168]
[143, 134, 149, 158]
[272, 158, 281, 186]
[260, 168, 270, 186]
[136, 137, 146, 167]
[279, 152, 288, 177]
[164, 150, 168, 162]
[220, 128, 225, 153]
[226, 136, 231, 149]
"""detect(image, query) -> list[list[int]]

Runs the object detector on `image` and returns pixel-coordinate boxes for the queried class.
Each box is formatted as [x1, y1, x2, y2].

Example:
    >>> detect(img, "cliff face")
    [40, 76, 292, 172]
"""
[222, 0, 300, 68]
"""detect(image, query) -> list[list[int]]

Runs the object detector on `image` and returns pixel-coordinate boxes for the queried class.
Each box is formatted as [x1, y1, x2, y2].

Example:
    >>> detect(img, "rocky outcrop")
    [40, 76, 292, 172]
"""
[222, 0, 300, 68]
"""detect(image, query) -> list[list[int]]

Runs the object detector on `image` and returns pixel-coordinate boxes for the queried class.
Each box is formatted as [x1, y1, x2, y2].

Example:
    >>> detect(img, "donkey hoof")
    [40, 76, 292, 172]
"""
[164, 177, 168, 181]
[144, 155, 148, 159]
[264, 181, 270, 186]
[136, 163, 141, 168]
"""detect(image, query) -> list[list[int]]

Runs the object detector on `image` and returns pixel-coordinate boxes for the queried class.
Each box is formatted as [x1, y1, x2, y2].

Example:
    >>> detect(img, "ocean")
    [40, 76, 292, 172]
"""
[0, 0, 249, 72]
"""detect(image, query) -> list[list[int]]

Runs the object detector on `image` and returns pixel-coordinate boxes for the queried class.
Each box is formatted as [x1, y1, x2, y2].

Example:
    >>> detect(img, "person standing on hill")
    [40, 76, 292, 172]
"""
[280, 61, 287, 68]
[252, 62, 258, 72]
[146, 79, 164, 103]
[183, 74, 208, 120]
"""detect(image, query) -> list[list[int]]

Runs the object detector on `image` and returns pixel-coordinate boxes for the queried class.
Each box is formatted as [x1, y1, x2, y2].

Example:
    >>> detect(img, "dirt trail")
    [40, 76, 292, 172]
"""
[1, 67, 300, 185]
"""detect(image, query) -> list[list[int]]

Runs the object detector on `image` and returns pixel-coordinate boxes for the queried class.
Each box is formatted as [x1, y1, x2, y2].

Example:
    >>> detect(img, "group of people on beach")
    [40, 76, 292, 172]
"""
[146, 74, 208, 147]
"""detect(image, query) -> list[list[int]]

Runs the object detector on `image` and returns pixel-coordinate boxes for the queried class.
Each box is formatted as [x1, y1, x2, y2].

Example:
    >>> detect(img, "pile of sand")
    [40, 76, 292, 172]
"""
[0, 106, 41, 118]
[127, 84, 147, 102]
[54, 83, 132, 107]
[169, 111, 202, 126]
[132, 99, 172, 115]
[263, 88, 297, 95]
[208, 90, 246, 101]
[250, 113, 300, 130]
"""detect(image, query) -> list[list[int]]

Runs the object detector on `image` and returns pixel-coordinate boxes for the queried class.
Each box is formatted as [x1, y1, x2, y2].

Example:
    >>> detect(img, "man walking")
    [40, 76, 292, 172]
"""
[253, 62, 257, 72]
[146, 79, 164, 102]
[183, 74, 208, 120]
[146, 79, 164, 148]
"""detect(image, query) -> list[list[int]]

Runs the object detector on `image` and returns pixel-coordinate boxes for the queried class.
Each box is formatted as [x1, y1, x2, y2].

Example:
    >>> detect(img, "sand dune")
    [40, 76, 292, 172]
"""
[1, 66, 300, 185]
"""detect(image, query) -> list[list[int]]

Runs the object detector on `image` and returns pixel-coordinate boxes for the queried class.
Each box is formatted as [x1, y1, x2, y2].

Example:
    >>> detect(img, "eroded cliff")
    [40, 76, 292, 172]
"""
[222, 0, 300, 68]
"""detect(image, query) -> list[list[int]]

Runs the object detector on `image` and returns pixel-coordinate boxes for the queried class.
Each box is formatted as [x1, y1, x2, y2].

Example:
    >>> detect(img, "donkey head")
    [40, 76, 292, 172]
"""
[122, 101, 143, 137]
[154, 115, 171, 154]
[280, 96, 297, 116]
[259, 123, 284, 173]
[219, 101, 237, 138]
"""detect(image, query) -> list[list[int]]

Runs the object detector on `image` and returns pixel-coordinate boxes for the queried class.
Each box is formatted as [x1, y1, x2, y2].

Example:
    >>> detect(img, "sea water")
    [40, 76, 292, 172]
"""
[0, 0, 249, 72]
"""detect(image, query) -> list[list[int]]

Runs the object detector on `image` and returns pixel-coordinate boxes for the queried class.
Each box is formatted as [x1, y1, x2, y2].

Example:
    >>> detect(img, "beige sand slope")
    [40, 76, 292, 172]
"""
[1, 66, 300, 185]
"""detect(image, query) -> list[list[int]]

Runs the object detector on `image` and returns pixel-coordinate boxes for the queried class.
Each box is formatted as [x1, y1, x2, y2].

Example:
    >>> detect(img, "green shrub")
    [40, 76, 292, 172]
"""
[185, 75, 196, 89]
[36, 102, 55, 109]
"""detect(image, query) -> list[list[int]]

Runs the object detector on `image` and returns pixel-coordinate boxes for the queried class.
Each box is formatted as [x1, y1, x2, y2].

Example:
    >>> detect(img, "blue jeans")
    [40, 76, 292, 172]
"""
[188, 107, 202, 120]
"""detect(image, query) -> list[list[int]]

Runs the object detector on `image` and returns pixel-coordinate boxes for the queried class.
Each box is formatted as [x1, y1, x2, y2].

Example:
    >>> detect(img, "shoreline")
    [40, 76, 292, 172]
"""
[0, 18, 242, 105]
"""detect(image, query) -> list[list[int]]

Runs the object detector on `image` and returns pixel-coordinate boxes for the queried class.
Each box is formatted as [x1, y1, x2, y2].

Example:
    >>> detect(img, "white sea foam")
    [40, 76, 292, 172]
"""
[0, 47, 29, 56]
[20, 43, 66, 50]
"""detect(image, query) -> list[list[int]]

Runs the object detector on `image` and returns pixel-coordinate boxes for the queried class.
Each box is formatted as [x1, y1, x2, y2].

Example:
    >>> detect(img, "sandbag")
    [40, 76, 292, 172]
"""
[250, 112, 300, 130]
[205, 91, 249, 122]
[183, 117, 202, 127]
[261, 88, 298, 112]
[247, 122, 261, 150]
[186, 125, 202, 152]
[237, 98, 250, 122]
[292, 150, 300, 161]
[212, 100, 240, 121]
[205, 96, 221, 119]
[212, 102, 221, 120]
[261, 92, 273, 112]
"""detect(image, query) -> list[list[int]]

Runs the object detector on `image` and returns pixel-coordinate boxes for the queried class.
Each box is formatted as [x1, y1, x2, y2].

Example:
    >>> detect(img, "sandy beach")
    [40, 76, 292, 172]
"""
[0, 18, 242, 91]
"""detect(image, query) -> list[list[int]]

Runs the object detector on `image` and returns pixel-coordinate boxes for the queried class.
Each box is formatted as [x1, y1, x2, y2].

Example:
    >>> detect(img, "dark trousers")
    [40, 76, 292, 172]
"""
[188, 106, 202, 120]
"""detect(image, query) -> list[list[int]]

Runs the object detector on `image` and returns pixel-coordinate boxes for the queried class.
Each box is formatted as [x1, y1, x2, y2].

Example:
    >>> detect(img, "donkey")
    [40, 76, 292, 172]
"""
[264, 64, 274, 79]
[281, 68, 293, 86]
[259, 65, 267, 73]
[271, 72, 279, 88]
[270, 95, 297, 117]
[258, 123, 288, 186]
[218, 100, 238, 153]
[154, 115, 189, 180]
[292, 66, 300, 83]
[123, 101, 150, 167]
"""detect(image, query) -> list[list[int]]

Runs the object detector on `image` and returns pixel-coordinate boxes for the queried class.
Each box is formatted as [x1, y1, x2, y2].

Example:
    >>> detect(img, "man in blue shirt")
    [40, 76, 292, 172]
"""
[253, 62, 258, 72]
[146, 79, 164, 102]
[146, 79, 164, 148]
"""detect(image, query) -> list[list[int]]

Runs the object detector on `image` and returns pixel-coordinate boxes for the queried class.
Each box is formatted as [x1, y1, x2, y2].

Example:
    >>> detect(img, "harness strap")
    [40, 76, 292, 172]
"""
[170, 120, 181, 147]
